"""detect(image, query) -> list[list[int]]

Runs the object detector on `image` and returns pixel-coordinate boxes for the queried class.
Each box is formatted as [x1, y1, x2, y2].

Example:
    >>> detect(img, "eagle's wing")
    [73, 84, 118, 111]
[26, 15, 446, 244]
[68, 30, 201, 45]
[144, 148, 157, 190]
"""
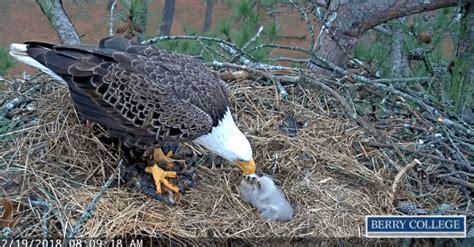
[98, 37, 230, 126]
[24, 38, 218, 148]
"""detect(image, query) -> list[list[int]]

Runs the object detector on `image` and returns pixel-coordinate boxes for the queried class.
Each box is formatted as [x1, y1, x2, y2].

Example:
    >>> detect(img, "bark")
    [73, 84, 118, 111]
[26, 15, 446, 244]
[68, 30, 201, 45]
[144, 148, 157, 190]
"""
[202, 0, 214, 33]
[159, 0, 176, 36]
[455, 3, 474, 118]
[35, 0, 81, 45]
[389, 19, 409, 78]
[309, 0, 461, 74]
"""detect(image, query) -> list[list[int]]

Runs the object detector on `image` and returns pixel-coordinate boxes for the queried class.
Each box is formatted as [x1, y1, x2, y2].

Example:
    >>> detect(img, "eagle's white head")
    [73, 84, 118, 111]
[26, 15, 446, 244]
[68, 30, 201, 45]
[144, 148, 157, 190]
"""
[193, 107, 256, 175]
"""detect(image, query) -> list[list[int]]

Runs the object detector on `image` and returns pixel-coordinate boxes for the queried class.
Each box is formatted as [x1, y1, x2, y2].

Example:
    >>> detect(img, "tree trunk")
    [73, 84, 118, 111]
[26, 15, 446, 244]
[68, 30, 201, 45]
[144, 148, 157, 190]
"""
[309, 0, 460, 74]
[35, 0, 81, 45]
[159, 0, 176, 36]
[202, 0, 214, 33]
[454, 3, 474, 119]
[389, 19, 409, 78]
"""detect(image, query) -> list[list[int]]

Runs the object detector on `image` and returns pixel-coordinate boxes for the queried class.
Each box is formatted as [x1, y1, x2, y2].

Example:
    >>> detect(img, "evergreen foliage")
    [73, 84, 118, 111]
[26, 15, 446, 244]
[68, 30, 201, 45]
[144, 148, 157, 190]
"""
[353, 6, 471, 114]
[154, 0, 280, 64]
[0, 117, 16, 141]
[116, 0, 149, 40]
[0, 46, 16, 76]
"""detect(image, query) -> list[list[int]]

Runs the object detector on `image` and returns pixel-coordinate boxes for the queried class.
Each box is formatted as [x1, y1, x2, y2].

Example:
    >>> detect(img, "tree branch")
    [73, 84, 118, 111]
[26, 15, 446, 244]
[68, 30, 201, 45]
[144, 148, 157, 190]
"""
[65, 160, 121, 242]
[35, 0, 81, 45]
[308, 0, 463, 73]
[229, 26, 264, 63]
[108, 0, 117, 36]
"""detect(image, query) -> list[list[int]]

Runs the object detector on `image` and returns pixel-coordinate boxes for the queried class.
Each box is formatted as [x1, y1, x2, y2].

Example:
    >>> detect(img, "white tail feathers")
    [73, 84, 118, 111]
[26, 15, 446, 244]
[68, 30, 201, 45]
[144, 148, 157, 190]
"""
[9, 43, 65, 83]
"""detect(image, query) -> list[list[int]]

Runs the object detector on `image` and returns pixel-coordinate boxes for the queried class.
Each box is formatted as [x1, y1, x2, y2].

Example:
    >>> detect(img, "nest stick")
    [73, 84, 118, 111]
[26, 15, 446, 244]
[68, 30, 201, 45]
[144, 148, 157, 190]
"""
[391, 159, 421, 202]
[65, 160, 121, 242]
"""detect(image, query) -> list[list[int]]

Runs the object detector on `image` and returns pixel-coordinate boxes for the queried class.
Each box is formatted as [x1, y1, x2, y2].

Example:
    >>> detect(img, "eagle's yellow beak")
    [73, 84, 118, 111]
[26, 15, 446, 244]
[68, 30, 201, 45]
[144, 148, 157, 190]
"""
[235, 159, 256, 175]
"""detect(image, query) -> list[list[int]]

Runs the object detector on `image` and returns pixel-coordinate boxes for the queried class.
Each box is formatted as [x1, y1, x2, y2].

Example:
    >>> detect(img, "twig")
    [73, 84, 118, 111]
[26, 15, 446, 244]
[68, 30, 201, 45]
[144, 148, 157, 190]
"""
[210, 61, 279, 77]
[400, 101, 433, 129]
[141, 35, 255, 63]
[247, 43, 311, 54]
[372, 77, 433, 85]
[359, 81, 438, 118]
[211, 61, 292, 99]
[391, 159, 421, 202]
[374, 123, 427, 131]
[29, 198, 52, 239]
[434, 175, 474, 189]
[440, 141, 473, 173]
[290, 0, 315, 48]
[313, 11, 337, 53]
[108, 0, 117, 37]
[65, 160, 121, 242]
[436, 116, 472, 136]
[304, 75, 358, 121]
[272, 57, 308, 63]
[267, 6, 314, 16]
[197, 39, 227, 60]
[217, 45, 293, 70]
[273, 79, 289, 100]
[441, 126, 470, 164]
[0, 84, 42, 116]
[309, 46, 436, 93]
[0, 124, 49, 138]
[229, 26, 264, 63]
[211, 61, 304, 89]
[363, 141, 473, 171]
[348, 59, 380, 78]
[218, 70, 250, 80]
[218, 43, 256, 66]
[373, 25, 392, 36]
[314, 0, 328, 8]
[313, 3, 326, 22]
[277, 34, 307, 40]
[436, 171, 474, 178]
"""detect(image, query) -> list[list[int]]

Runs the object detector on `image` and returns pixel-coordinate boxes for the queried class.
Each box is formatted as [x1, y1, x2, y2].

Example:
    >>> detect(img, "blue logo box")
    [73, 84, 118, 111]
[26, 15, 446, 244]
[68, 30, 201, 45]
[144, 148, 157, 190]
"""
[366, 215, 466, 238]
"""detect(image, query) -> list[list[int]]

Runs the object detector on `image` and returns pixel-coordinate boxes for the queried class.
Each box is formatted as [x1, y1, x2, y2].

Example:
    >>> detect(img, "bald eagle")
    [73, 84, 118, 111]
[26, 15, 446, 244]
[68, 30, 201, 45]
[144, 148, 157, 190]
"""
[10, 37, 256, 195]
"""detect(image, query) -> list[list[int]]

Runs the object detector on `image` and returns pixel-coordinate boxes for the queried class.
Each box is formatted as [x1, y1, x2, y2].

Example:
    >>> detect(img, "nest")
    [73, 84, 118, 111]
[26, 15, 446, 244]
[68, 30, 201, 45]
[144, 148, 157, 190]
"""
[2, 74, 462, 244]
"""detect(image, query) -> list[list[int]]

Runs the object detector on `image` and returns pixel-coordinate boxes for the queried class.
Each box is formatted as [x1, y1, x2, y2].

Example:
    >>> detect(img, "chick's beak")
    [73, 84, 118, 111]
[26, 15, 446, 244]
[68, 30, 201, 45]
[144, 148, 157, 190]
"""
[235, 159, 256, 175]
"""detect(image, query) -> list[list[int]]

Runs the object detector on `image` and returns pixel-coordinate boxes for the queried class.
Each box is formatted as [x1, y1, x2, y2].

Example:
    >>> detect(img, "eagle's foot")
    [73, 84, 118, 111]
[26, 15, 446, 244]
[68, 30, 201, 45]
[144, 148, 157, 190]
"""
[154, 148, 175, 169]
[145, 164, 179, 194]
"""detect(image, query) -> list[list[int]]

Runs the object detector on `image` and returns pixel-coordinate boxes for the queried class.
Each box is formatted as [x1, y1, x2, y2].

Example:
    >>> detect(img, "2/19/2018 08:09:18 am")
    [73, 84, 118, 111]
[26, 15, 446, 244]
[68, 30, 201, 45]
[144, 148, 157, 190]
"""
[0, 239, 144, 247]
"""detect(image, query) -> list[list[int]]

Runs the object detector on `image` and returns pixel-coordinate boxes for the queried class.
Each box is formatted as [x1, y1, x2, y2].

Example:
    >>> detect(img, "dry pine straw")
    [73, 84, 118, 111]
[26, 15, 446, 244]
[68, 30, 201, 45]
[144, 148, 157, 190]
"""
[1, 78, 398, 240]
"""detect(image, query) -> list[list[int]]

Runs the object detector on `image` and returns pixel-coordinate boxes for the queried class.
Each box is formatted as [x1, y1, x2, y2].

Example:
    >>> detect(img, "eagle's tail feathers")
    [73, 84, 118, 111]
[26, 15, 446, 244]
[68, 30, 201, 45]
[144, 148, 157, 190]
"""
[9, 43, 66, 83]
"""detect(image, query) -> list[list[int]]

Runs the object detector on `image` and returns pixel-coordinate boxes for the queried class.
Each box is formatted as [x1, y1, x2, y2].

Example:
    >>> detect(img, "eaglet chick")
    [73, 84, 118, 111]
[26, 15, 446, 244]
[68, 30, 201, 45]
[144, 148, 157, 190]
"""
[239, 174, 294, 221]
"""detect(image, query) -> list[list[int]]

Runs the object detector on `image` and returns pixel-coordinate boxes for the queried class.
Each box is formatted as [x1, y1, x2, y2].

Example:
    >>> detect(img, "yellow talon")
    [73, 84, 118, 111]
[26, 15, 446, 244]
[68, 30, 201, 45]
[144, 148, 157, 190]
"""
[154, 148, 174, 164]
[154, 148, 175, 169]
[145, 164, 179, 194]
[145, 148, 180, 194]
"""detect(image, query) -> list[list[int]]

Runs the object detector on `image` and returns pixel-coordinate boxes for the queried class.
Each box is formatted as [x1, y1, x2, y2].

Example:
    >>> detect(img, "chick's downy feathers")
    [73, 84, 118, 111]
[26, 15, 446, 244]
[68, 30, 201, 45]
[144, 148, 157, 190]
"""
[239, 174, 293, 221]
